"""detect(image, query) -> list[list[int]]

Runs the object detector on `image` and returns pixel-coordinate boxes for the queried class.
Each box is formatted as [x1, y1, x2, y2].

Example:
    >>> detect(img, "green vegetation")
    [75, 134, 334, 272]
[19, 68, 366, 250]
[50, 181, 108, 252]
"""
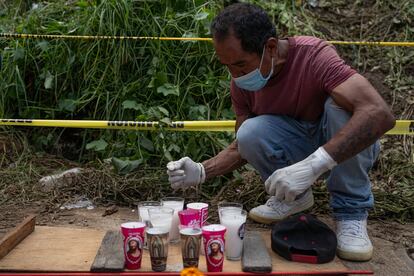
[0, 0, 413, 221]
[0, 0, 233, 168]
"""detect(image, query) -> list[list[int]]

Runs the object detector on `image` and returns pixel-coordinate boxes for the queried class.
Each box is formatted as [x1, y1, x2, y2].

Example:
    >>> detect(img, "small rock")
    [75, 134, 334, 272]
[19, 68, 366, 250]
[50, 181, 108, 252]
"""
[102, 205, 118, 217]
[69, 219, 75, 224]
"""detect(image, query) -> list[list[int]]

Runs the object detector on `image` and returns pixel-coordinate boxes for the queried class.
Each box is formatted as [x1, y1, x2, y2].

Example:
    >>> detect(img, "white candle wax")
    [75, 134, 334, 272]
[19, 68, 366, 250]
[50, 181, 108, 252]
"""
[220, 211, 246, 260]
[162, 201, 184, 242]
[138, 206, 150, 222]
[150, 215, 173, 233]
[218, 206, 242, 221]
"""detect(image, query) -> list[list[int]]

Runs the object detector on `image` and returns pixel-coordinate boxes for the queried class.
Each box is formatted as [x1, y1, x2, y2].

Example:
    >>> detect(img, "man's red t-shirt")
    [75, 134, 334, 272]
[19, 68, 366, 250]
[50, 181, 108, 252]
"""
[230, 36, 357, 122]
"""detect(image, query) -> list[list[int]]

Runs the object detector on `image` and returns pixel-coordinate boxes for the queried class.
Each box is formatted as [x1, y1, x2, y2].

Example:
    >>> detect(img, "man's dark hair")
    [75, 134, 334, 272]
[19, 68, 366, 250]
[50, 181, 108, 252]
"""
[211, 3, 277, 56]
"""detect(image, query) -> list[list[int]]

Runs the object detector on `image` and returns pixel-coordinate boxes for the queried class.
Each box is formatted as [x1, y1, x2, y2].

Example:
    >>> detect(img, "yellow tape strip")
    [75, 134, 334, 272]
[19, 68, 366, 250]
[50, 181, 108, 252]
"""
[0, 119, 412, 135]
[0, 33, 212, 41]
[0, 119, 235, 132]
[1, 33, 414, 46]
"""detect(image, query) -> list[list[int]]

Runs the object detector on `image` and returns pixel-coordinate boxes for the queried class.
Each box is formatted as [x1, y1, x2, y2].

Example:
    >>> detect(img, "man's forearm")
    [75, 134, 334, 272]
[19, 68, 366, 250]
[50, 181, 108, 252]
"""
[202, 140, 247, 180]
[324, 108, 395, 163]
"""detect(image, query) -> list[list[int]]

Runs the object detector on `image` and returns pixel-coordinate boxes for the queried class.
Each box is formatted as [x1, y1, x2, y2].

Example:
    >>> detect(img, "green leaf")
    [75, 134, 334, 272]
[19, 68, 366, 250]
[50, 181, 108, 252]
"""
[147, 77, 155, 88]
[140, 136, 154, 152]
[157, 83, 179, 96]
[151, 57, 160, 67]
[36, 41, 49, 51]
[58, 99, 77, 112]
[13, 48, 25, 61]
[122, 100, 141, 110]
[44, 71, 54, 89]
[160, 117, 172, 126]
[164, 150, 173, 161]
[182, 32, 197, 38]
[111, 157, 143, 174]
[167, 144, 180, 153]
[157, 106, 169, 116]
[156, 72, 168, 84]
[86, 139, 108, 152]
[195, 11, 209, 21]
[111, 157, 128, 172]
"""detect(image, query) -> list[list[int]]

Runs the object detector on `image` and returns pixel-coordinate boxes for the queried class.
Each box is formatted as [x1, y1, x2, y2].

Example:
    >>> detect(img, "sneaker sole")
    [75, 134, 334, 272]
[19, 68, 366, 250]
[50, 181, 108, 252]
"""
[337, 247, 373, 262]
[248, 197, 314, 224]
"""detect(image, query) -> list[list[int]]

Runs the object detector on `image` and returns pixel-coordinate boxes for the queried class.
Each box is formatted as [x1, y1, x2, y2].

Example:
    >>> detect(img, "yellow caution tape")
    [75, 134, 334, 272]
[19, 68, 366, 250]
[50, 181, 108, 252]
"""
[0, 33, 212, 41]
[385, 120, 414, 135]
[0, 119, 412, 135]
[0, 119, 235, 132]
[327, 41, 414, 47]
[1, 33, 414, 46]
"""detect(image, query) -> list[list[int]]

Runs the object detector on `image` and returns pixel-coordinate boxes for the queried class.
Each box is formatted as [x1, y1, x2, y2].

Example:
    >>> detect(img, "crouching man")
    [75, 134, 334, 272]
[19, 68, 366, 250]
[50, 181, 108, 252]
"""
[167, 3, 395, 261]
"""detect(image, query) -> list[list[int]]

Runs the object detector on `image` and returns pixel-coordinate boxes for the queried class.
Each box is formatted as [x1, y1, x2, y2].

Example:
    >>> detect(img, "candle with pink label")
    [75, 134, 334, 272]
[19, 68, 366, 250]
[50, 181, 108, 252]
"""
[202, 224, 226, 272]
[178, 209, 200, 229]
[186, 202, 208, 226]
[121, 222, 146, 270]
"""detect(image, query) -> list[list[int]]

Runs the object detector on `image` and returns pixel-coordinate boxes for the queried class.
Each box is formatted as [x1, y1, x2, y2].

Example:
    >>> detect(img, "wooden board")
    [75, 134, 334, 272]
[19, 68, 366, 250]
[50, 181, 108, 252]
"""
[0, 215, 36, 260]
[0, 226, 105, 272]
[242, 231, 272, 273]
[90, 230, 124, 272]
[0, 226, 356, 274]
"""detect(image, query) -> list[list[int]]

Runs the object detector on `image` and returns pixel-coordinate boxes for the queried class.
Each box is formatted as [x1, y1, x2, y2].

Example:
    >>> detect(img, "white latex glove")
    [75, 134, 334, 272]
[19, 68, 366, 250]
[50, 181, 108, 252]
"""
[264, 147, 336, 202]
[166, 157, 205, 190]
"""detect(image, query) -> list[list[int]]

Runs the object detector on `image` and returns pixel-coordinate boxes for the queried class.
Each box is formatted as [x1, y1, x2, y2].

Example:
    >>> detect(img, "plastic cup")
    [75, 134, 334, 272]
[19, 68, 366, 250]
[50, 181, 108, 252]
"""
[137, 201, 161, 226]
[180, 227, 202, 268]
[148, 207, 174, 235]
[202, 224, 226, 272]
[121, 222, 146, 270]
[186, 202, 209, 226]
[137, 201, 160, 249]
[218, 202, 243, 220]
[146, 227, 169, 272]
[161, 197, 184, 243]
[178, 209, 200, 229]
[219, 209, 247, 260]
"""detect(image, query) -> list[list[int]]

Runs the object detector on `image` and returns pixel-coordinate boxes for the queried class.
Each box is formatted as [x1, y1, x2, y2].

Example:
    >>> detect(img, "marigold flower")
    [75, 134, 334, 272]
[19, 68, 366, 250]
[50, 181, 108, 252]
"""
[181, 267, 203, 276]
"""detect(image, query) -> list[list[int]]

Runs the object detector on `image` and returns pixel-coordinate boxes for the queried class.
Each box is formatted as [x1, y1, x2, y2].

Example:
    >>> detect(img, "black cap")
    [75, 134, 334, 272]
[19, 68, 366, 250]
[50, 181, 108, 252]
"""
[271, 214, 337, 264]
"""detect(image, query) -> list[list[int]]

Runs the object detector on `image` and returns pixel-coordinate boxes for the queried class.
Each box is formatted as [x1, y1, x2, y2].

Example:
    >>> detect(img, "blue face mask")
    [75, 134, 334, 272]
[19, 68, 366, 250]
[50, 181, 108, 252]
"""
[234, 47, 274, 92]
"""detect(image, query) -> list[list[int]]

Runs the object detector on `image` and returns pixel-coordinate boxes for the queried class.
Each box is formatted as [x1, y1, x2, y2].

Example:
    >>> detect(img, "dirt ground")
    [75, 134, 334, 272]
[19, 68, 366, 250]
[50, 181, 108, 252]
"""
[1, 204, 413, 275]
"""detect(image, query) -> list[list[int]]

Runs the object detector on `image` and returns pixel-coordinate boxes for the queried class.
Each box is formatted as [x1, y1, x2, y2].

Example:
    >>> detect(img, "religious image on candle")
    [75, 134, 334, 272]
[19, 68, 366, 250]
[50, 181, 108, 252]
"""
[202, 224, 226, 272]
[206, 239, 225, 267]
[121, 222, 146, 270]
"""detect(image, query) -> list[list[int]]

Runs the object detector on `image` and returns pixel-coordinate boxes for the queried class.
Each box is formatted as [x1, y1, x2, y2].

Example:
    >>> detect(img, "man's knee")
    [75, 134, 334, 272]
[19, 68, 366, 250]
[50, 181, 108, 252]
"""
[236, 117, 263, 159]
[323, 97, 351, 138]
[324, 97, 348, 114]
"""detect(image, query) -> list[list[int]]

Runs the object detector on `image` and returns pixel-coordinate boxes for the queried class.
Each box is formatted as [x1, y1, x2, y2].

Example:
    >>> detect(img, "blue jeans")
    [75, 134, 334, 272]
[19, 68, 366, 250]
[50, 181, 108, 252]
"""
[236, 98, 380, 221]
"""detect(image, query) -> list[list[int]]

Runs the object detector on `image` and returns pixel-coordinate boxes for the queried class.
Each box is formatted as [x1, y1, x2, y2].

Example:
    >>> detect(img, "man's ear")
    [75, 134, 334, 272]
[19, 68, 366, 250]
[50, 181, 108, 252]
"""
[266, 37, 278, 58]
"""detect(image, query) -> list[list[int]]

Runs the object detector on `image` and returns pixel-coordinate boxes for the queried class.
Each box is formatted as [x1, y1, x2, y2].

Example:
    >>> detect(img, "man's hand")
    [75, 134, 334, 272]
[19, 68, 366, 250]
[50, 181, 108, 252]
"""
[264, 147, 336, 202]
[166, 157, 205, 190]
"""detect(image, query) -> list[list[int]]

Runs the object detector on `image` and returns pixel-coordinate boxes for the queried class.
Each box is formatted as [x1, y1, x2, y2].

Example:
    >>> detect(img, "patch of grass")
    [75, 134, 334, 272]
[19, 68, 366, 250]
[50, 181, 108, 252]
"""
[0, 0, 234, 167]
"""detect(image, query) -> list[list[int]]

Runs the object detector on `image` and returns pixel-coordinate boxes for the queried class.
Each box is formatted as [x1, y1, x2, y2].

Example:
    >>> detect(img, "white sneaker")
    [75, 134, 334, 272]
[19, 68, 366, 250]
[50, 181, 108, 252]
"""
[248, 189, 314, 224]
[336, 219, 373, 261]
